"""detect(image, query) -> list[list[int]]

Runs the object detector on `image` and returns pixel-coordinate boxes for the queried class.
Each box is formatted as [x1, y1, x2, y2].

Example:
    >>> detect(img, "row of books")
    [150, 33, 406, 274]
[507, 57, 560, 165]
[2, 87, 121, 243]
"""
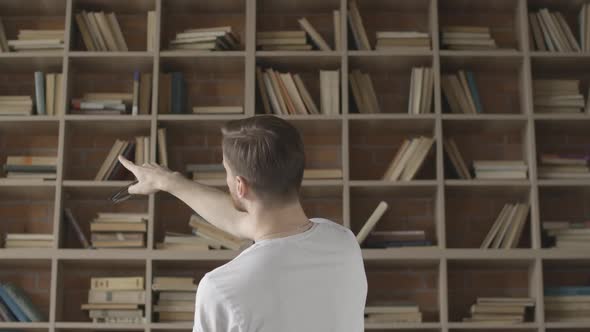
[533, 79, 586, 114]
[0, 23, 64, 52]
[473, 160, 528, 180]
[2, 155, 57, 181]
[81, 276, 145, 323]
[542, 221, 590, 249]
[95, 137, 150, 181]
[441, 70, 483, 114]
[170, 26, 240, 51]
[364, 303, 422, 323]
[545, 286, 590, 322]
[538, 153, 590, 179]
[462, 297, 534, 323]
[257, 16, 334, 51]
[375, 31, 430, 51]
[1, 233, 53, 249]
[408, 67, 434, 114]
[75, 10, 128, 52]
[349, 69, 379, 114]
[480, 203, 530, 249]
[71, 72, 152, 116]
[152, 277, 196, 322]
[348, 0, 370, 50]
[257, 66, 338, 115]
[90, 213, 148, 249]
[441, 26, 497, 50]
[529, 9, 580, 52]
[0, 72, 64, 116]
[382, 136, 435, 181]
[0, 283, 44, 322]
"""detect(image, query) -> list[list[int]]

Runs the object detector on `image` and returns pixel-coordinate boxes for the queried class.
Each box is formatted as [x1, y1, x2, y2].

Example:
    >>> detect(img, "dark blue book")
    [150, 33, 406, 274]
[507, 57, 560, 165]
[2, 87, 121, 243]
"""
[171, 72, 186, 114]
[364, 240, 432, 249]
[3, 284, 44, 321]
[466, 71, 483, 113]
[544, 286, 590, 296]
[0, 293, 17, 321]
[0, 285, 29, 322]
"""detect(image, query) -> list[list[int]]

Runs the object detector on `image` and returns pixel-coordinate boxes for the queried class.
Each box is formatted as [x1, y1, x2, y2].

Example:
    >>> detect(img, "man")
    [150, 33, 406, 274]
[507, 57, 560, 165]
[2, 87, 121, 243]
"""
[118, 115, 367, 331]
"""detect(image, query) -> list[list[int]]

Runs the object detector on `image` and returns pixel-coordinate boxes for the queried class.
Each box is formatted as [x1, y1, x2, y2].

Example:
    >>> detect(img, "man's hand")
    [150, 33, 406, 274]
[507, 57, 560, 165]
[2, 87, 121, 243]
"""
[117, 155, 180, 195]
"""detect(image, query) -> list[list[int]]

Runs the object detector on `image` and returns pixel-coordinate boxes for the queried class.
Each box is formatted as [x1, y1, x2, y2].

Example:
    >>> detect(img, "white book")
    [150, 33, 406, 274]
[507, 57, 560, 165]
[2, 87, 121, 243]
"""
[356, 201, 389, 244]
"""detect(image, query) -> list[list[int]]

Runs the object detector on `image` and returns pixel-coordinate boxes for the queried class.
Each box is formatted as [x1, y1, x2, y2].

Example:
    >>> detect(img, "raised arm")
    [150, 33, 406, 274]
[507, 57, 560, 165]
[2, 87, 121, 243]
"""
[117, 155, 250, 240]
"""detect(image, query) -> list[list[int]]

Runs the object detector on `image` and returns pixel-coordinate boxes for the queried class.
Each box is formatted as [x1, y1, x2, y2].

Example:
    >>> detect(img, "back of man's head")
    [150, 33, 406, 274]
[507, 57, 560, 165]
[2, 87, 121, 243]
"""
[221, 115, 305, 206]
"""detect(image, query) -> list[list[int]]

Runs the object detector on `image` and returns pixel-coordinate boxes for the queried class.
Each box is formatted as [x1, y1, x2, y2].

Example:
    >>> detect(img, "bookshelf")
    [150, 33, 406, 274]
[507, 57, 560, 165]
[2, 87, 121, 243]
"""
[1, 0, 590, 331]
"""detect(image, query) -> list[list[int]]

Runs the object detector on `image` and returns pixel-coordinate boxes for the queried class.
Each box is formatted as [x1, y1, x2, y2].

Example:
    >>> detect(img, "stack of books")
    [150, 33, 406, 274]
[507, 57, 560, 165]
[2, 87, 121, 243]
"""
[408, 67, 434, 114]
[186, 164, 225, 181]
[156, 232, 218, 251]
[95, 137, 150, 181]
[256, 66, 336, 115]
[0, 283, 45, 322]
[2, 233, 53, 248]
[153, 277, 197, 322]
[529, 9, 580, 52]
[463, 297, 534, 323]
[543, 221, 590, 249]
[348, 0, 370, 50]
[375, 31, 430, 51]
[6, 29, 64, 52]
[363, 230, 431, 249]
[169, 26, 240, 51]
[349, 69, 380, 114]
[545, 286, 590, 321]
[256, 31, 311, 51]
[89, 213, 148, 248]
[364, 303, 422, 323]
[441, 70, 483, 114]
[480, 203, 530, 249]
[537, 153, 590, 179]
[533, 79, 585, 113]
[75, 11, 128, 51]
[444, 138, 472, 180]
[81, 276, 145, 323]
[473, 160, 528, 180]
[158, 72, 186, 114]
[441, 26, 497, 50]
[189, 214, 252, 250]
[2, 156, 57, 180]
[0, 96, 33, 116]
[381, 136, 435, 181]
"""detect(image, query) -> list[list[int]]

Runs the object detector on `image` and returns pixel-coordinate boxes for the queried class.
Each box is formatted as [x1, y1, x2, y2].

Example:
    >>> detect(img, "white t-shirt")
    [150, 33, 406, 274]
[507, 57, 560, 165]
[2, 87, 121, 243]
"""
[193, 217, 368, 332]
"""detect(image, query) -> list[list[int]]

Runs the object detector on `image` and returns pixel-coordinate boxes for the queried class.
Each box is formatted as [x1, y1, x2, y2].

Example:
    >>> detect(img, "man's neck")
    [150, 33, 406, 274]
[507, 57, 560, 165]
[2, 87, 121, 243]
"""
[248, 202, 311, 242]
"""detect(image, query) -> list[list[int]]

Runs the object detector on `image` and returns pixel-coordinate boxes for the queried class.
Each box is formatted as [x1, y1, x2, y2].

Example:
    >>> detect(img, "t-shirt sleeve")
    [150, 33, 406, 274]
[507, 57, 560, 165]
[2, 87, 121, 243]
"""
[193, 275, 243, 332]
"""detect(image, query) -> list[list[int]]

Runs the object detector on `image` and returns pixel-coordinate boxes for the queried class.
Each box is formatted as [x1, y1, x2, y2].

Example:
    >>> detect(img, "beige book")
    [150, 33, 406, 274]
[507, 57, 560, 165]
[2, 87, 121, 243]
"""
[139, 73, 152, 114]
[275, 70, 297, 114]
[268, 69, 289, 114]
[156, 242, 209, 251]
[95, 12, 119, 51]
[135, 136, 143, 165]
[82, 303, 139, 310]
[88, 290, 145, 304]
[95, 212, 149, 221]
[256, 66, 272, 114]
[471, 304, 525, 315]
[529, 13, 546, 51]
[91, 276, 144, 290]
[107, 13, 128, 51]
[5, 233, 53, 241]
[448, 75, 473, 113]
[362, 72, 380, 113]
[189, 214, 244, 250]
[442, 26, 491, 34]
[477, 297, 534, 305]
[349, 70, 366, 113]
[86, 11, 107, 51]
[143, 136, 150, 164]
[153, 277, 195, 288]
[158, 311, 194, 321]
[298, 17, 331, 51]
[409, 67, 422, 114]
[6, 156, 57, 166]
[491, 204, 519, 249]
[90, 222, 147, 232]
[256, 37, 307, 45]
[536, 12, 555, 51]
[95, 139, 125, 180]
[331, 70, 340, 115]
[539, 9, 566, 52]
[333, 10, 341, 50]
[420, 68, 433, 114]
[293, 74, 320, 114]
[388, 137, 421, 181]
[147, 11, 156, 51]
[45, 74, 55, 116]
[83, 92, 133, 102]
[366, 312, 422, 323]
[556, 12, 580, 51]
[441, 75, 463, 113]
[104, 140, 129, 180]
[320, 70, 331, 114]
[88, 309, 143, 319]
[503, 203, 530, 248]
[382, 139, 411, 180]
[550, 12, 573, 52]
[55, 73, 64, 115]
[400, 137, 434, 180]
[159, 291, 196, 301]
[356, 201, 388, 244]
[348, 0, 371, 50]
[4, 240, 53, 248]
[365, 305, 419, 314]
[281, 73, 308, 114]
[153, 304, 195, 312]
[157, 128, 168, 167]
[257, 31, 306, 39]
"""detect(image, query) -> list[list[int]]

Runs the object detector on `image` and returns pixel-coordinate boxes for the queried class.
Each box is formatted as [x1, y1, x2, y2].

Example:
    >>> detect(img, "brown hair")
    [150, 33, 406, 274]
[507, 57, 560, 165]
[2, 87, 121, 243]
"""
[221, 115, 305, 205]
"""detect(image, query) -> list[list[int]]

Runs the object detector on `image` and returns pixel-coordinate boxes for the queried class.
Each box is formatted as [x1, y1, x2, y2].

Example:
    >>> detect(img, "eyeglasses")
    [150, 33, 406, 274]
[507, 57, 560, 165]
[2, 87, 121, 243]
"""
[109, 180, 138, 204]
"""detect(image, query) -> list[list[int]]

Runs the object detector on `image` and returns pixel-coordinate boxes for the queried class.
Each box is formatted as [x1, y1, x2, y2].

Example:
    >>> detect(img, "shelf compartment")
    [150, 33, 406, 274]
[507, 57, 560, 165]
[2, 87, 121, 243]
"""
[70, 0, 156, 52]
[160, 0, 245, 52]
[62, 120, 151, 181]
[440, 55, 525, 115]
[66, 56, 154, 116]
[349, 118, 436, 181]
[447, 259, 536, 323]
[159, 56, 245, 115]
[442, 118, 530, 180]
[445, 185, 532, 249]
[0, 259, 52, 321]
[300, 184, 343, 225]
[364, 260, 440, 323]
[350, 0, 433, 51]
[55, 259, 146, 322]
[527, 0, 584, 54]
[543, 259, 590, 323]
[348, 55, 433, 114]
[438, 0, 522, 51]
[257, 0, 339, 51]
[60, 185, 149, 249]
[350, 185, 438, 248]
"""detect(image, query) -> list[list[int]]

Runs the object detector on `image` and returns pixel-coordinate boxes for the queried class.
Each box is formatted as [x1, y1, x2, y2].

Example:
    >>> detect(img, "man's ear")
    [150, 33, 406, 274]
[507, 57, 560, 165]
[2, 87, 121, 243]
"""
[236, 175, 247, 198]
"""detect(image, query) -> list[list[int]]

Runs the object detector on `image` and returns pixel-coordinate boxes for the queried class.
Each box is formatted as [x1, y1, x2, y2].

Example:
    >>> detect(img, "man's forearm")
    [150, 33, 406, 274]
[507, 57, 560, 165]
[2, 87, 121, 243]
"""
[160, 173, 248, 239]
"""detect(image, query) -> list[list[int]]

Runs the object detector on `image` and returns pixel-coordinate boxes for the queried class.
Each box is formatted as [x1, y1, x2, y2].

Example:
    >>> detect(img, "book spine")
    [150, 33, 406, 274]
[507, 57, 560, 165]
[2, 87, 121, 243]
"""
[91, 277, 144, 290]
[64, 208, 91, 249]
[545, 287, 590, 296]
[0, 294, 17, 321]
[132, 71, 140, 115]
[3, 284, 44, 321]
[171, 72, 184, 114]
[0, 285, 30, 322]
[34, 71, 46, 115]
[466, 71, 483, 113]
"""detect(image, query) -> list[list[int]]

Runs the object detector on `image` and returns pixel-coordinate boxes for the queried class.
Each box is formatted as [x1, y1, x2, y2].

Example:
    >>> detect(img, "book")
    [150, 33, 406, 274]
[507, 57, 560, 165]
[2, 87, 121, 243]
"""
[0, 285, 29, 322]
[189, 214, 247, 250]
[298, 17, 331, 51]
[88, 290, 145, 304]
[356, 201, 389, 244]
[91, 277, 144, 290]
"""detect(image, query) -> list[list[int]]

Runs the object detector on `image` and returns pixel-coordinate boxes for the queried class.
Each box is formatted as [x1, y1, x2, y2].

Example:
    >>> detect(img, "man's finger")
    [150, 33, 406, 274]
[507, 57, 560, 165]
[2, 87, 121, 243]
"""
[118, 155, 139, 175]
